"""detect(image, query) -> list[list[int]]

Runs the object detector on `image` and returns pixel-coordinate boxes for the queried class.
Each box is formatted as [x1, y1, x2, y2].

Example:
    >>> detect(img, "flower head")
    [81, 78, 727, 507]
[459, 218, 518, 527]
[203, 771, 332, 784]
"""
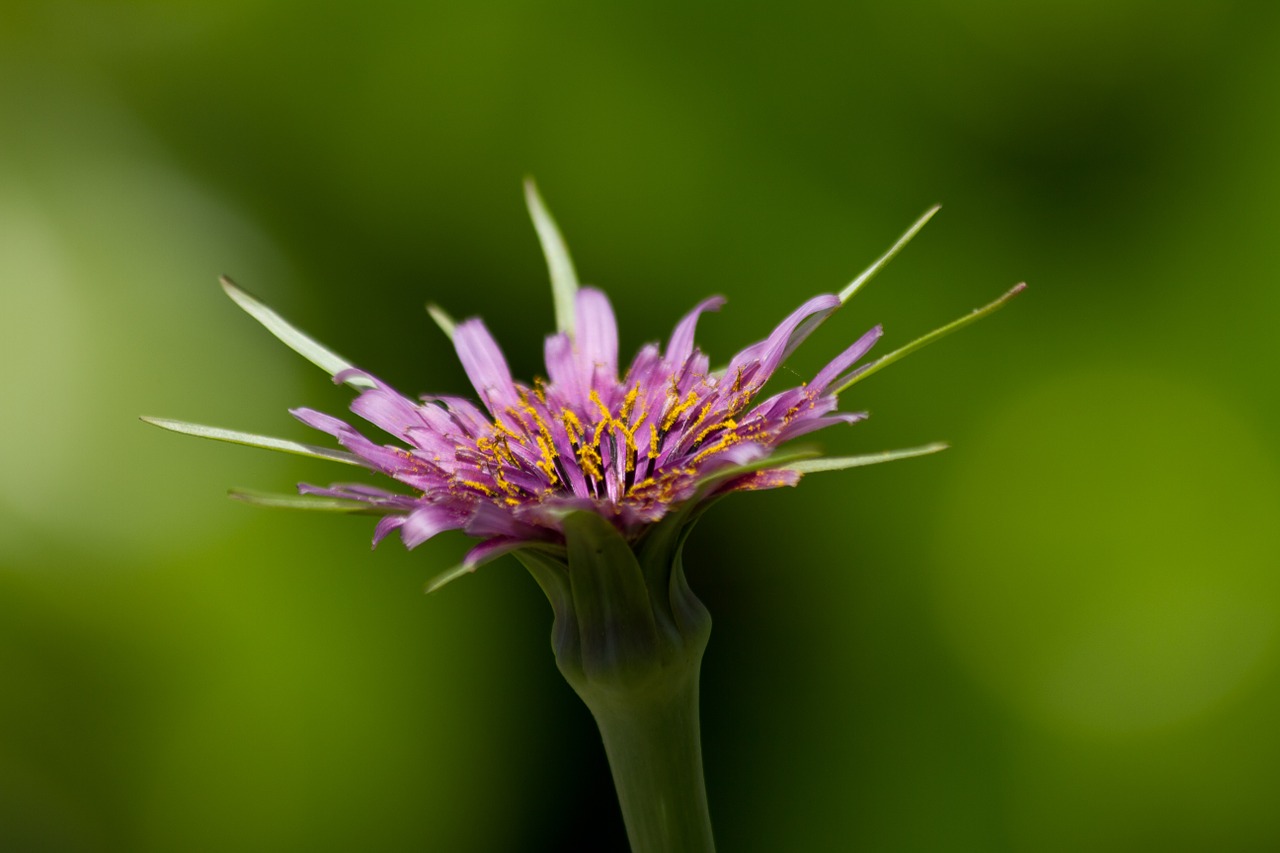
[145, 183, 1022, 590]
[293, 283, 879, 550]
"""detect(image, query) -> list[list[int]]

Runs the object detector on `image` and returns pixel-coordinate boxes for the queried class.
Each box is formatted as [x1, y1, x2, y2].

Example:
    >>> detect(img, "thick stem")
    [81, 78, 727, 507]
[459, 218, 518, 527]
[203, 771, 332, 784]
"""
[587, 666, 715, 853]
[516, 512, 716, 853]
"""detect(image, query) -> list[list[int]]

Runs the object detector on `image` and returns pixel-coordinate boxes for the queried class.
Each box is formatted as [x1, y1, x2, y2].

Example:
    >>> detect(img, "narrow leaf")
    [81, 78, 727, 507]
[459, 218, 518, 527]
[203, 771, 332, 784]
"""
[784, 442, 949, 474]
[425, 302, 457, 340]
[228, 488, 374, 512]
[219, 275, 374, 389]
[141, 416, 363, 466]
[835, 282, 1026, 395]
[524, 179, 580, 336]
[839, 204, 941, 304]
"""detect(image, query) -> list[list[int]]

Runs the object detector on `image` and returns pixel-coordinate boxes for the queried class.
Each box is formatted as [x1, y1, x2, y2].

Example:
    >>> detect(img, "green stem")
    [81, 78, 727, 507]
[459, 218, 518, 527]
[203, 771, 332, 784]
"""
[517, 511, 717, 853]
[587, 664, 715, 853]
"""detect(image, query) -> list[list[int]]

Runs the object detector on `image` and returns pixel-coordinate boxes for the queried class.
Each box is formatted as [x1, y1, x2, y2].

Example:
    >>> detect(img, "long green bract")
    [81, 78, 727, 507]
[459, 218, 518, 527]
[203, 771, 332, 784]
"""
[833, 282, 1025, 395]
[220, 275, 375, 389]
[140, 417, 363, 466]
[525, 179, 581, 336]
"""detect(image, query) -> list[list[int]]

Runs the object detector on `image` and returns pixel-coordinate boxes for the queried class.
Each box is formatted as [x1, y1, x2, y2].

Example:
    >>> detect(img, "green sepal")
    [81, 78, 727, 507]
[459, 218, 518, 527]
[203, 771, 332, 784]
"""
[515, 511, 711, 702]
[141, 416, 363, 466]
[220, 275, 375, 389]
[227, 488, 379, 513]
[524, 178, 580, 337]
[834, 282, 1026, 394]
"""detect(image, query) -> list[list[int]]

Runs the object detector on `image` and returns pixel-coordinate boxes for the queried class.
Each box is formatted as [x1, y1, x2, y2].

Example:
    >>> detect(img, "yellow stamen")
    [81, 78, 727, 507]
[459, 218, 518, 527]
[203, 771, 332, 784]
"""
[561, 408, 583, 444]
[686, 401, 714, 436]
[661, 390, 698, 431]
[459, 479, 497, 497]
[620, 384, 640, 422]
[693, 433, 741, 463]
[692, 417, 735, 448]
[589, 389, 612, 422]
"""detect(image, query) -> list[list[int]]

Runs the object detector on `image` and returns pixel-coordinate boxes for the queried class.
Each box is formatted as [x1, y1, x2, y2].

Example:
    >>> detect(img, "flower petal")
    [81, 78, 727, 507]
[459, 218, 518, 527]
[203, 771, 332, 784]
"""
[454, 318, 519, 415]
[726, 293, 840, 389]
[373, 514, 407, 547]
[401, 503, 467, 549]
[809, 325, 882, 393]
[575, 287, 619, 388]
[665, 296, 725, 370]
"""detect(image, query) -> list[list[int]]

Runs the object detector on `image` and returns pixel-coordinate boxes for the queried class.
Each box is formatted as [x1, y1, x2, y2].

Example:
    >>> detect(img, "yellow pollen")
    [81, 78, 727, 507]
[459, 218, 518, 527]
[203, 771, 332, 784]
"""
[693, 433, 741, 463]
[589, 389, 612, 421]
[620, 384, 640, 422]
[459, 479, 497, 497]
[661, 390, 698, 431]
[535, 435, 560, 485]
[491, 467, 520, 497]
[493, 418, 524, 444]
[686, 401, 714, 435]
[649, 423, 660, 457]
[561, 408, 583, 444]
[693, 417, 735, 447]
[577, 443, 603, 479]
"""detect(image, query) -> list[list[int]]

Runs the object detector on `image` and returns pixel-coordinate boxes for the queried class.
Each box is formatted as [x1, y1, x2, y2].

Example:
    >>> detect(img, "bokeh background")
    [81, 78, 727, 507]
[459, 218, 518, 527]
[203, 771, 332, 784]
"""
[4, 2, 1279, 851]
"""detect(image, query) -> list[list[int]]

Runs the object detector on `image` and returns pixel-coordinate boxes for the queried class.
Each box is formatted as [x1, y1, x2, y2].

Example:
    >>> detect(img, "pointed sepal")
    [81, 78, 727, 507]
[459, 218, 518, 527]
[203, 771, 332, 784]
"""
[220, 275, 375, 389]
[524, 179, 580, 336]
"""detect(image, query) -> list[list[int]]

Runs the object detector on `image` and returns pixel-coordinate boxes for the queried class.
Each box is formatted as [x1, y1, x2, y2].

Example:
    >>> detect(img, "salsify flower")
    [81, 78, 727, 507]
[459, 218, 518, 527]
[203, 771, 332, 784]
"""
[145, 183, 1022, 853]
[145, 183, 1020, 593]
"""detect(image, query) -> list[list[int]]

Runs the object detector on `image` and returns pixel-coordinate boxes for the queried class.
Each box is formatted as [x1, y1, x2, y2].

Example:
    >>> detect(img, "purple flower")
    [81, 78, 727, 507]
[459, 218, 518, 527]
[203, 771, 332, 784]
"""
[292, 284, 879, 552]
[146, 183, 1021, 590]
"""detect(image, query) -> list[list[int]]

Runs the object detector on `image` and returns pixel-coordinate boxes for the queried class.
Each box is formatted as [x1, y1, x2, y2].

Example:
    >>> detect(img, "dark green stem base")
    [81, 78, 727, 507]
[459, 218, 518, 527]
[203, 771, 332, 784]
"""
[589, 665, 715, 853]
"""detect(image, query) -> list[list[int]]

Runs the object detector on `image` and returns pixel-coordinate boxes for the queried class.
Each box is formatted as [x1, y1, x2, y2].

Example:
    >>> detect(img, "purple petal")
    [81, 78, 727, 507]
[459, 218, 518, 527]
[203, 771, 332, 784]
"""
[372, 515, 407, 547]
[726, 294, 840, 388]
[665, 296, 725, 370]
[575, 287, 619, 386]
[465, 501, 541, 540]
[401, 503, 467, 549]
[543, 331, 577, 396]
[462, 536, 534, 569]
[720, 468, 802, 493]
[776, 410, 868, 443]
[291, 408, 421, 478]
[454, 319, 519, 415]
[809, 325, 882, 393]
[350, 381, 430, 441]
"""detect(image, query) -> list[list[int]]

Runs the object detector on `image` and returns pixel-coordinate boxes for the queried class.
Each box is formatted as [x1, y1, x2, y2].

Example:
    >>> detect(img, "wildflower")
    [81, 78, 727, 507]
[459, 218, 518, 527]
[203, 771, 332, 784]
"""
[144, 183, 1021, 593]
[145, 182, 1022, 853]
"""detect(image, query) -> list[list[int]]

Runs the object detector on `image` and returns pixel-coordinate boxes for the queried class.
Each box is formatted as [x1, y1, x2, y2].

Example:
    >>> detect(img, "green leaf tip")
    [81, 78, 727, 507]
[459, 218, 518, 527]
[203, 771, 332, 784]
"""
[219, 274, 374, 389]
[227, 488, 375, 512]
[784, 442, 949, 474]
[524, 179, 580, 336]
[426, 302, 457, 340]
[140, 416, 363, 466]
[835, 281, 1026, 395]
[839, 204, 942, 305]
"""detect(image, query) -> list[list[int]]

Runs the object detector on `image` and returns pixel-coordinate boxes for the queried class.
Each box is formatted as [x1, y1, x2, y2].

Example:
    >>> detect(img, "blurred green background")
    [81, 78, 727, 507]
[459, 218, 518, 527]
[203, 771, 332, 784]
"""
[3, 2, 1279, 850]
